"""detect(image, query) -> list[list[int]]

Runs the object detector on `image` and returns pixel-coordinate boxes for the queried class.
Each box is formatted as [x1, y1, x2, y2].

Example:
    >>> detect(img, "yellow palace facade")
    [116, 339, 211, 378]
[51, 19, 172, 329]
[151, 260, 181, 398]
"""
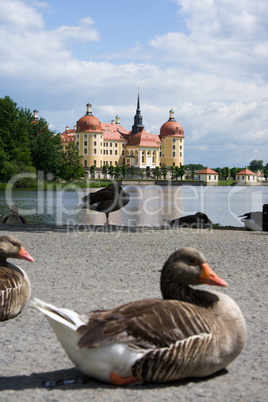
[61, 95, 185, 170]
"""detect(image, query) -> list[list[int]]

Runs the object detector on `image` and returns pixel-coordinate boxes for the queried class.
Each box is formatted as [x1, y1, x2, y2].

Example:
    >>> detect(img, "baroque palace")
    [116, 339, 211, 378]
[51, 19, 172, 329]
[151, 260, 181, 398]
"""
[60, 95, 185, 170]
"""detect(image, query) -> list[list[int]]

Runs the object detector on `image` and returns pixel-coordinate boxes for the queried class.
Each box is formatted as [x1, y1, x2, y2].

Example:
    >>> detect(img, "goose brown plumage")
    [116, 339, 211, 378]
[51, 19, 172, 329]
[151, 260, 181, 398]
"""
[0, 235, 34, 321]
[32, 247, 246, 385]
[76, 183, 130, 225]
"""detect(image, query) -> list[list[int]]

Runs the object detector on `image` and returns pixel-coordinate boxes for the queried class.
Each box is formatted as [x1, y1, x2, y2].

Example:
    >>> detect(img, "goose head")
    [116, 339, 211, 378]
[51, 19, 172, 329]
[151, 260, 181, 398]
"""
[0, 235, 35, 263]
[160, 247, 227, 302]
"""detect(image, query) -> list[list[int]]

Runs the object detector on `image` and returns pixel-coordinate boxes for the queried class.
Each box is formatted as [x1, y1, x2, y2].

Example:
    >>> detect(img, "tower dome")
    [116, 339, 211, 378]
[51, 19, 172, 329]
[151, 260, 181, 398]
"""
[76, 102, 102, 133]
[160, 108, 184, 138]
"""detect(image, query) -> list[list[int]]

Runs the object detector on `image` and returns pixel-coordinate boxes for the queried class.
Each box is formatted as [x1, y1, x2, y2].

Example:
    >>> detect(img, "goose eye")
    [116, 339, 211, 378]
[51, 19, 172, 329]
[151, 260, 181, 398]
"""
[190, 258, 197, 264]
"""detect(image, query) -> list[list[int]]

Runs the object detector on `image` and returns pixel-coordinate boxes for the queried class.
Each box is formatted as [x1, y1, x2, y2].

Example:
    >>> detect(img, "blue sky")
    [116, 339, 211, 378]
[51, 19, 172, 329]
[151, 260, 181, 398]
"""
[0, 0, 267, 168]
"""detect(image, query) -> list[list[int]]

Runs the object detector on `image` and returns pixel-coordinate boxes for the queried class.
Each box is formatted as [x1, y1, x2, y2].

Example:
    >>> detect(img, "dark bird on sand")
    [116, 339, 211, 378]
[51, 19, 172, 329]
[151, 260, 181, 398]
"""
[0, 235, 34, 321]
[0, 204, 27, 224]
[238, 204, 268, 231]
[76, 183, 130, 225]
[163, 212, 213, 228]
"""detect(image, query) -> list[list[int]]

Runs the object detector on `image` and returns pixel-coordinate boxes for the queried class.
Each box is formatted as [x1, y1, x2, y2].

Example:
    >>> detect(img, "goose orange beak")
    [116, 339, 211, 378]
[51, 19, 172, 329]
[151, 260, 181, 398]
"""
[200, 263, 228, 287]
[17, 246, 35, 262]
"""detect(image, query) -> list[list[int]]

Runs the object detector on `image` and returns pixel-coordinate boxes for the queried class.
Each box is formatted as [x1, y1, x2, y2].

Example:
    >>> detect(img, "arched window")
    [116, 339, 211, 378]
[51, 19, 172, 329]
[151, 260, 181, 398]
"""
[142, 151, 145, 164]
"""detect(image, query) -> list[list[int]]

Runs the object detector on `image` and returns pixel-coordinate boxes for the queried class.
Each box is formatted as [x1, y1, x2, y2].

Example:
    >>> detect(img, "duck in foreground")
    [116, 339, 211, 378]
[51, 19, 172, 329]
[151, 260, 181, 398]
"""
[0, 235, 34, 321]
[239, 204, 268, 231]
[0, 204, 27, 224]
[76, 183, 130, 225]
[163, 212, 213, 228]
[32, 247, 246, 385]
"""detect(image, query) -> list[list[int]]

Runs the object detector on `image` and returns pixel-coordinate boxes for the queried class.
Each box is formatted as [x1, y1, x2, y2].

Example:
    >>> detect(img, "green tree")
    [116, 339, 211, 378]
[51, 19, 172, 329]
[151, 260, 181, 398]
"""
[29, 118, 63, 179]
[102, 165, 108, 177]
[60, 142, 85, 181]
[230, 167, 240, 180]
[161, 165, 167, 179]
[178, 165, 185, 180]
[108, 165, 115, 178]
[121, 164, 127, 178]
[0, 96, 34, 179]
[169, 165, 175, 180]
[174, 166, 180, 180]
[146, 166, 150, 178]
[139, 169, 144, 178]
[263, 163, 268, 181]
[154, 166, 161, 179]
[115, 165, 121, 178]
[215, 167, 222, 176]
[130, 165, 135, 178]
[185, 163, 205, 171]
[222, 167, 229, 180]
[90, 165, 95, 177]
[249, 160, 263, 172]
[191, 167, 195, 179]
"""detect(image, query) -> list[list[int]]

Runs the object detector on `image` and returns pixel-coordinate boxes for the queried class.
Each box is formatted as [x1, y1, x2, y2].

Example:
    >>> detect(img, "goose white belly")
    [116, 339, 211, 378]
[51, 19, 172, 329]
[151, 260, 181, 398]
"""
[43, 308, 145, 383]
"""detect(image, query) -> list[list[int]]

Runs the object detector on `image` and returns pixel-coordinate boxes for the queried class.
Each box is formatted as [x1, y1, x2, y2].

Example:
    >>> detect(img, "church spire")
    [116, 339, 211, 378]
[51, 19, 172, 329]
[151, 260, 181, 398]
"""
[132, 92, 144, 134]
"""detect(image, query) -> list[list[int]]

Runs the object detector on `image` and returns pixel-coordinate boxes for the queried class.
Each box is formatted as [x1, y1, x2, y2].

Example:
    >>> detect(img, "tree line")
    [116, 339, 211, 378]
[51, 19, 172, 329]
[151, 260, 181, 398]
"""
[0, 96, 84, 182]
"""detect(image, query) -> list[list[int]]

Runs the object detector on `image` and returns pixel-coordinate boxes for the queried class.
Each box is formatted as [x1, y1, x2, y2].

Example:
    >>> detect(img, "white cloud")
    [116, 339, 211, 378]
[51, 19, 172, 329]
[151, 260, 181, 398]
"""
[0, 0, 267, 168]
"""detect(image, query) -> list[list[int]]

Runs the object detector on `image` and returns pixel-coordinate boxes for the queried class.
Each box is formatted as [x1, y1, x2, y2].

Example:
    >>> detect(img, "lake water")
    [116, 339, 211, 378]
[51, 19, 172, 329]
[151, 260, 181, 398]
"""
[0, 185, 267, 227]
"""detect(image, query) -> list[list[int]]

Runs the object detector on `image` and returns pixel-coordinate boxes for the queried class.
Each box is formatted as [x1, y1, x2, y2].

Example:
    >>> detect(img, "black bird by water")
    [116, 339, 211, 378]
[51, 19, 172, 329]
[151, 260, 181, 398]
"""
[77, 183, 130, 225]
[163, 212, 213, 228]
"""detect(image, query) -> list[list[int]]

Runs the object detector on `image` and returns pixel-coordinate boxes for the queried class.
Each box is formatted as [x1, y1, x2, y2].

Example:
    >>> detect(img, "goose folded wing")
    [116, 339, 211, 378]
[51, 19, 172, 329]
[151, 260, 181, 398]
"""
[77, 299, 215, 350]
[0, 267, 24, 292]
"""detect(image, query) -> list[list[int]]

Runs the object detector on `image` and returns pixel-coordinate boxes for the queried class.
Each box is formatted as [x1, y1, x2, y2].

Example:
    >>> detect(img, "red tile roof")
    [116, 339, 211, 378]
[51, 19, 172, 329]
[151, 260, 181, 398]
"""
[197, 167, 218, 174]
[127, 129, 160, 148]
[102, 123, 130, 141]
[160, 120, 184, 138]
[60, 129, 76, 143]
[237, 168, 256, 175]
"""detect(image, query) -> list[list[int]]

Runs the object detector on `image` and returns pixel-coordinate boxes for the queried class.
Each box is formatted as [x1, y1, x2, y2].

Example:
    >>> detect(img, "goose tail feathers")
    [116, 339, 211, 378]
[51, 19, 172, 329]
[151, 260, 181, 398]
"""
[31, 298, 86, 330]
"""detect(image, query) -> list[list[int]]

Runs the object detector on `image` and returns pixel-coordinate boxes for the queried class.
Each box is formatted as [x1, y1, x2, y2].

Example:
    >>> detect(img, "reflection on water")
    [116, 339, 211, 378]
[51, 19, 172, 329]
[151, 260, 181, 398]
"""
[0, 185, 267, 227]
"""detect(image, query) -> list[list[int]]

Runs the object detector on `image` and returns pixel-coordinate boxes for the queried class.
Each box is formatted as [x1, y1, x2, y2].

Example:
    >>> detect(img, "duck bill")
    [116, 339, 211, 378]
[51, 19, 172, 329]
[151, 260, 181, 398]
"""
[17, 246, 35, 262]
[200, 263, 228, 287]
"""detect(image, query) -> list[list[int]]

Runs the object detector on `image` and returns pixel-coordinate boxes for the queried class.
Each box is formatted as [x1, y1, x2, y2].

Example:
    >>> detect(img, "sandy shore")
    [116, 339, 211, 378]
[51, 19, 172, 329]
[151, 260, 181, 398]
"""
[0, 225, 267, 401]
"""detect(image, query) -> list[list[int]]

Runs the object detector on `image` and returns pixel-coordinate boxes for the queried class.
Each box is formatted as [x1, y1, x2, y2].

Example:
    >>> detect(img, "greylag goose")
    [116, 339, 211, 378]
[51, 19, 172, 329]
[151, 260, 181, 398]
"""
[32, 247, 246, 385]
[0, 235, 34, 321]
[239, 204, 268, 231]
[0, 204, 27, 224]
[163, 212, 213, 228]
[76, 183, 130, 225]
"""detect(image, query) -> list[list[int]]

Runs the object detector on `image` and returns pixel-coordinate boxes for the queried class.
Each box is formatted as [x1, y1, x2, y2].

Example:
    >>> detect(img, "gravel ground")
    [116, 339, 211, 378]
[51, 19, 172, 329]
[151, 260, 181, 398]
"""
[0, 225, 267, 402]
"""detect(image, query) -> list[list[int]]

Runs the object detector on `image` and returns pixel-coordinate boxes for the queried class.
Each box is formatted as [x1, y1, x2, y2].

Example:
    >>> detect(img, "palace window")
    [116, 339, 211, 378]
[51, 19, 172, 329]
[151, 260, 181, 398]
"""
[110, 150, 112, 155]
[94, 141, 96, 146]
[84, 148, 87, 154]
[94, 160, 96, 166]
[115, 150, 117, 155]
[115, 143, 118, 147]
[94, 134, 96, 138]
[173, 152, 175, 157]
[180, 152, 182, 157]
[94, 149, 97, 154]
[84, 160, 87, 167]
[84, 134, 87, 138]
[173, 145, 175, 150]
[84, 141, 87, 146]
[110, 143, 112, 147]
